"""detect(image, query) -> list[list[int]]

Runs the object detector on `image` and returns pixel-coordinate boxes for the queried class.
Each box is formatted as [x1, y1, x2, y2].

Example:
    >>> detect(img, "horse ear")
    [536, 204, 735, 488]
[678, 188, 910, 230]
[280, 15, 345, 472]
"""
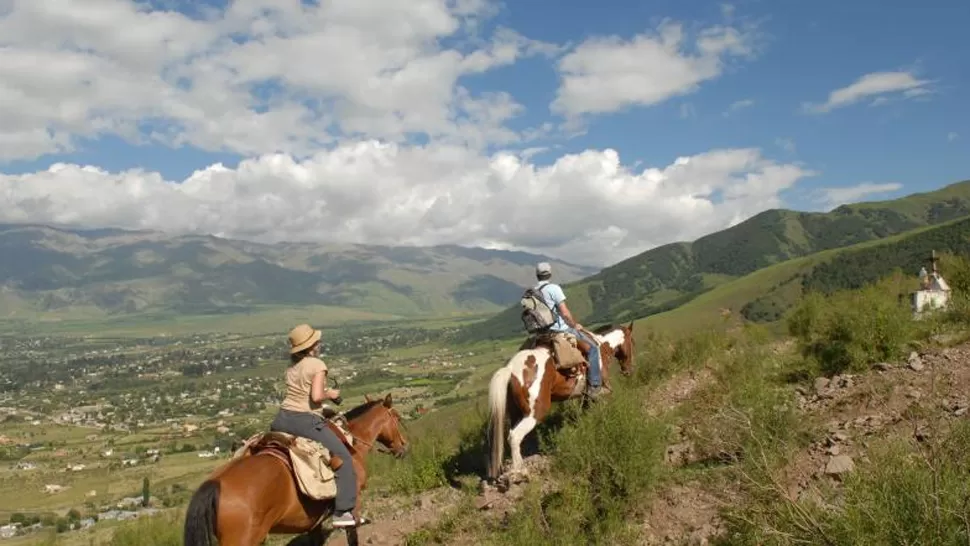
[364, 394, 373, 403]
[383, 393, 393, 407]
[627, 320, 635, 332]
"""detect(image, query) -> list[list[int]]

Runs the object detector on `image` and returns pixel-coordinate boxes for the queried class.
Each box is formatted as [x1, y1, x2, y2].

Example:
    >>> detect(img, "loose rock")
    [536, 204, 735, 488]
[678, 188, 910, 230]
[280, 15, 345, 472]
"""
[908, 351, 925, 372]
[824, 455, 855, 476]
[814, 377, 831, 394]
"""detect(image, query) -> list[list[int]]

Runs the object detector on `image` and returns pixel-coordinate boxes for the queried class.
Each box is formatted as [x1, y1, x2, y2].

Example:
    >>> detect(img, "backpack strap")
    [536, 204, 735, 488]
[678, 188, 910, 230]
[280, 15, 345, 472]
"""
[536, 281, 560, 322]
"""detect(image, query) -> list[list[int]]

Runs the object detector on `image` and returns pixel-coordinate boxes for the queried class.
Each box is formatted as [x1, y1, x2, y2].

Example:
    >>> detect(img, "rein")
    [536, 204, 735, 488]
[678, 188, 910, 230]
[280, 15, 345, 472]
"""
[337, 399, 406, 456]
[352, 435, 392, 455]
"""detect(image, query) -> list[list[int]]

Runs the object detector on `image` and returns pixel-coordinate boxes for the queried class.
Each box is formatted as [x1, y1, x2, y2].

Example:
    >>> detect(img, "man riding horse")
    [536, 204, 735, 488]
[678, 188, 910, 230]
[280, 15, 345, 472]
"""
[529, 261, 606, 400]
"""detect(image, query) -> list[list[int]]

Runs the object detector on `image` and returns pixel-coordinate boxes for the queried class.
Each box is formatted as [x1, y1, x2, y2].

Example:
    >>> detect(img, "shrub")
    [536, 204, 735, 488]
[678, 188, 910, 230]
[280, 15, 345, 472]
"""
[788, 274, 919, 376]
[488, 380, 669, 545]
[935, 252, 970, 325]
[109, 513, 182, 546]
[632, 328, 731, 387]
[684, 336, 809, 473]
[369, 401, 490, 495]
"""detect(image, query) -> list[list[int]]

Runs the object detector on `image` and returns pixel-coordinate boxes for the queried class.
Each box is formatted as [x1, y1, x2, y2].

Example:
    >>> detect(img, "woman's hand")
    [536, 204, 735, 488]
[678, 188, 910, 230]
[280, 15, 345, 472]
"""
[326, 388, 341, 400]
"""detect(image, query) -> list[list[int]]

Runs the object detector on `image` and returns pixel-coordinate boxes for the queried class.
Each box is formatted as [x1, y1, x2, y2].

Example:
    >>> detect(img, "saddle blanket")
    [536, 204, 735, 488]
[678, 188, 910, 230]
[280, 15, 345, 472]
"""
[545, 332, 588, 370]
[232, 417, 355, 501]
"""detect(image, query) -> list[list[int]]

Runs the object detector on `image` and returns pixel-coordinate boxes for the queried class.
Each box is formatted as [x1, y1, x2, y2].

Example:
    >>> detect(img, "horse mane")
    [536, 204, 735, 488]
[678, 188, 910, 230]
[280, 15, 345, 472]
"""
[342, 399, 384, 420]
[592, 323, 618, 334]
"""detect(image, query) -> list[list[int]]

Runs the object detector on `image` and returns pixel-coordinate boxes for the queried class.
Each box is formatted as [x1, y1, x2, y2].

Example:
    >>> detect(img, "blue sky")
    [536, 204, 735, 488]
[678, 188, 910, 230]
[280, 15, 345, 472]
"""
[492, 0, 970, 204]
[0, 0, 967, 265]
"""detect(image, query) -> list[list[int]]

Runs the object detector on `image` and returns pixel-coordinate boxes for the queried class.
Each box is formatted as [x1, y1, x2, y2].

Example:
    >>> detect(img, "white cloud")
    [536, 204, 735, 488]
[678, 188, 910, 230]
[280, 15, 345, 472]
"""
[723, 98, 755, 116]
[801, 71, 933, 114]
[775, 137, 796, 154]
[550, 19, 757, 118]
[0, 143, 813, 266]
[816, 182, 903, 210]
[0, 1, 824, 267]
[0, 0, 559, 161]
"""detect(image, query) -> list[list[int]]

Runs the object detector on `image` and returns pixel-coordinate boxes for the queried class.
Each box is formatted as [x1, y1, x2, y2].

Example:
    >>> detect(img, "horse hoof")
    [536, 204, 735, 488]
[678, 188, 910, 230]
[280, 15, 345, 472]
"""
[496, 469, 529, 492]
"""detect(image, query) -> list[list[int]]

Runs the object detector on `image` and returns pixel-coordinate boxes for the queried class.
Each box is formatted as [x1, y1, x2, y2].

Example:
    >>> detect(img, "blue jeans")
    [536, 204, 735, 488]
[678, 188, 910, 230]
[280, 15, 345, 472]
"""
[560, 327, 601, 387]
[270, 409, 357, 512]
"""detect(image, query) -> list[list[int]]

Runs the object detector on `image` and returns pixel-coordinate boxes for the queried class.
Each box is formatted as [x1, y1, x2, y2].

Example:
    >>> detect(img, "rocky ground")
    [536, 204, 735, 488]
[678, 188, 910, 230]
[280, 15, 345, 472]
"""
[322, 338, 970, 545]
[322, 487, 466, 546]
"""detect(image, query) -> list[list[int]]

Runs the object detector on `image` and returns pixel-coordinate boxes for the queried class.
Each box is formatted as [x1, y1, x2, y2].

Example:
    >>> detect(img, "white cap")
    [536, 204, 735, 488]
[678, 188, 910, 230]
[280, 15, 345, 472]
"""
[536, 262, 552, 275]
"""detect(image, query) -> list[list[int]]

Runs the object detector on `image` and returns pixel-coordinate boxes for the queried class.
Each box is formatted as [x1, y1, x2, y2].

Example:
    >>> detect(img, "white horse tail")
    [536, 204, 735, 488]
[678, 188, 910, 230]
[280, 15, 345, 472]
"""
[486, 365, 513, 480]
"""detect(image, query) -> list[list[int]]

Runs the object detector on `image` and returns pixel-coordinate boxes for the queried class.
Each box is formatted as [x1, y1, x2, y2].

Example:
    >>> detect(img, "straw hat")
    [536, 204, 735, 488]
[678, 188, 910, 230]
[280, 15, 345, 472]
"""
[288, 323, 321, 354]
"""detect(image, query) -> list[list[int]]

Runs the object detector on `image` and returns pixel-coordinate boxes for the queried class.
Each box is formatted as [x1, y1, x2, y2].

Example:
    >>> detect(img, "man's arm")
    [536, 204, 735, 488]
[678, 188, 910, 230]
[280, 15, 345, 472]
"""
[556, 302, 581, 329]
[548, 284, 581, 329]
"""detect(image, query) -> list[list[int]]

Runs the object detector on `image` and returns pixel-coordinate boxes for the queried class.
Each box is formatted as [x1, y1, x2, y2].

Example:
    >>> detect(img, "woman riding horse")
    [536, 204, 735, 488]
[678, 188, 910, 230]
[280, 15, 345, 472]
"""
[268, 323, 357, 528]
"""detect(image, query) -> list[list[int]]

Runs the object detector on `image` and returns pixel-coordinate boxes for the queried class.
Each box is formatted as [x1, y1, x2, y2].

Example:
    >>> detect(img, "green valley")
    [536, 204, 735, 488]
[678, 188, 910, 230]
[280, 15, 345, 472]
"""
[0, 224, 596, 328]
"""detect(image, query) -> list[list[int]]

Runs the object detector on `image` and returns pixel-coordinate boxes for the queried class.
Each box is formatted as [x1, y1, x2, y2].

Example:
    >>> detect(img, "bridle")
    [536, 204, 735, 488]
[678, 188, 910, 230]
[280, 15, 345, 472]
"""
[330, 378, 407, 456]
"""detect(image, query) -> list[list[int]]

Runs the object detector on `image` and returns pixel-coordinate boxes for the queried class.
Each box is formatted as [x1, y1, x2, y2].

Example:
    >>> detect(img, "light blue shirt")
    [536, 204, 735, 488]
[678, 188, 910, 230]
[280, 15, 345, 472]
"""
[535, 281, 568, 332]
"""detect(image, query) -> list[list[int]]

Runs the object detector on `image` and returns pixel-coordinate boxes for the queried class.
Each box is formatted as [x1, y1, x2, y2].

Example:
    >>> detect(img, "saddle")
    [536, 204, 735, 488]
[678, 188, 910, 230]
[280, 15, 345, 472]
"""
[231, 414, 356, 501]
[521, 331, 590, 372]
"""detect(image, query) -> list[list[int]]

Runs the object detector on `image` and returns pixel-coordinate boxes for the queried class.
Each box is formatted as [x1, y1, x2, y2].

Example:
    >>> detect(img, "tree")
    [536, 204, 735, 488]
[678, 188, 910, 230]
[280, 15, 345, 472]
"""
[142, 476, 150, 507]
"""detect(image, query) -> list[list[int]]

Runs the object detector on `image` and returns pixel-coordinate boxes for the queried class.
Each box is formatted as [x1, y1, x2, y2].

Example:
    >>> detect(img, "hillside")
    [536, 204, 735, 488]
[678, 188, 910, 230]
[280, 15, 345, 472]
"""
[632, 215, 970, 334]
[0, 224, 597, 320]
[457, 179, 970, 342]
[70, 263, 970, 546]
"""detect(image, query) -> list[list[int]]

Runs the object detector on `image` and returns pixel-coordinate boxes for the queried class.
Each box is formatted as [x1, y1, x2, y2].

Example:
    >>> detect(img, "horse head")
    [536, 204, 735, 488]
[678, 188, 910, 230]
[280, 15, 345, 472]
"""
[618, 321, 636, 376]
[594, 321, 636, 376]
[358, 393, 409, 459]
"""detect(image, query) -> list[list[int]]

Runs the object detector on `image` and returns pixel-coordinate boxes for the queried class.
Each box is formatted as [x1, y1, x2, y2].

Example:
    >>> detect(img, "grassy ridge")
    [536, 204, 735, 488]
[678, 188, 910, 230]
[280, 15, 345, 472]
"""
[457, 179, 970, 342]
[635, 214, 970, 335]
[428, 258, 970, 545]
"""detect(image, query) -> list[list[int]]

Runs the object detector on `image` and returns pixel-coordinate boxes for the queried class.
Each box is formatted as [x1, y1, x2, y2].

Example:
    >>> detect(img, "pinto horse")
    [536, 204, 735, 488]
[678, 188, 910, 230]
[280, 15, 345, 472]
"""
[486, 322, 636, 481]
[183, 394, 408, 546]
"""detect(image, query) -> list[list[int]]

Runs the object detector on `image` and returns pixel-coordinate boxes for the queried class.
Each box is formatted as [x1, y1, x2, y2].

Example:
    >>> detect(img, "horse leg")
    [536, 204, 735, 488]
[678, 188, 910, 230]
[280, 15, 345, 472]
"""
[284, 526, 332, 546]
[508, 412, 537, 479]
[600, 346, 612, 390]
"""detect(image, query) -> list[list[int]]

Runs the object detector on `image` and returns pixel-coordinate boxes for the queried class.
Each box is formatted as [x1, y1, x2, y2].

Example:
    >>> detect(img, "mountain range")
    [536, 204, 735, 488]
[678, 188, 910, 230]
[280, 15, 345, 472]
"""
[3, 179, 970, 334]
[0, 224, 596, 320]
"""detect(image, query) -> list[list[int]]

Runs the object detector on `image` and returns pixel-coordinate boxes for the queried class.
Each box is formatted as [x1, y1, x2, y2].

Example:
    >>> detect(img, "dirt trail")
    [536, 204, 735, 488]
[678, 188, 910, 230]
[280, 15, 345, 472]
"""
[782, 344, 970, 504]
[317, 486, 463, 546]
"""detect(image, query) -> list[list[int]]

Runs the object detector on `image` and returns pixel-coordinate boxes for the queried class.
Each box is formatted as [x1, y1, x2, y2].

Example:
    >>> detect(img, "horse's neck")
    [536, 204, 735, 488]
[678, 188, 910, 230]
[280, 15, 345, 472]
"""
[598, 327, 624, 349]
[346, 414, 381, 457]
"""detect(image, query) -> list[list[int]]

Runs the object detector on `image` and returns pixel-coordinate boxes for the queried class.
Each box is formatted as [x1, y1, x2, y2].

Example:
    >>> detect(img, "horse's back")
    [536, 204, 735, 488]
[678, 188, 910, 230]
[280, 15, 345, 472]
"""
[506, 345, 553, 374]
[220, 446, 291, 482]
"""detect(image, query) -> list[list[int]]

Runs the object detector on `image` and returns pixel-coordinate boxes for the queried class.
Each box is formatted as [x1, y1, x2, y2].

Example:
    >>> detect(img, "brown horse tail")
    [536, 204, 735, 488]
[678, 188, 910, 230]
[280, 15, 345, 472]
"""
[486, 365, 513, 481]
[183, 479, 220, 546]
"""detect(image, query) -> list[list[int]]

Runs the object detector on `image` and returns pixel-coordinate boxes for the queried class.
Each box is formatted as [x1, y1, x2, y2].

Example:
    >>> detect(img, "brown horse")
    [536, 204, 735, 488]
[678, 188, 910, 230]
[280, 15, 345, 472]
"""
[485, 322, 636, 481]
[183, 394, 409, 546]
